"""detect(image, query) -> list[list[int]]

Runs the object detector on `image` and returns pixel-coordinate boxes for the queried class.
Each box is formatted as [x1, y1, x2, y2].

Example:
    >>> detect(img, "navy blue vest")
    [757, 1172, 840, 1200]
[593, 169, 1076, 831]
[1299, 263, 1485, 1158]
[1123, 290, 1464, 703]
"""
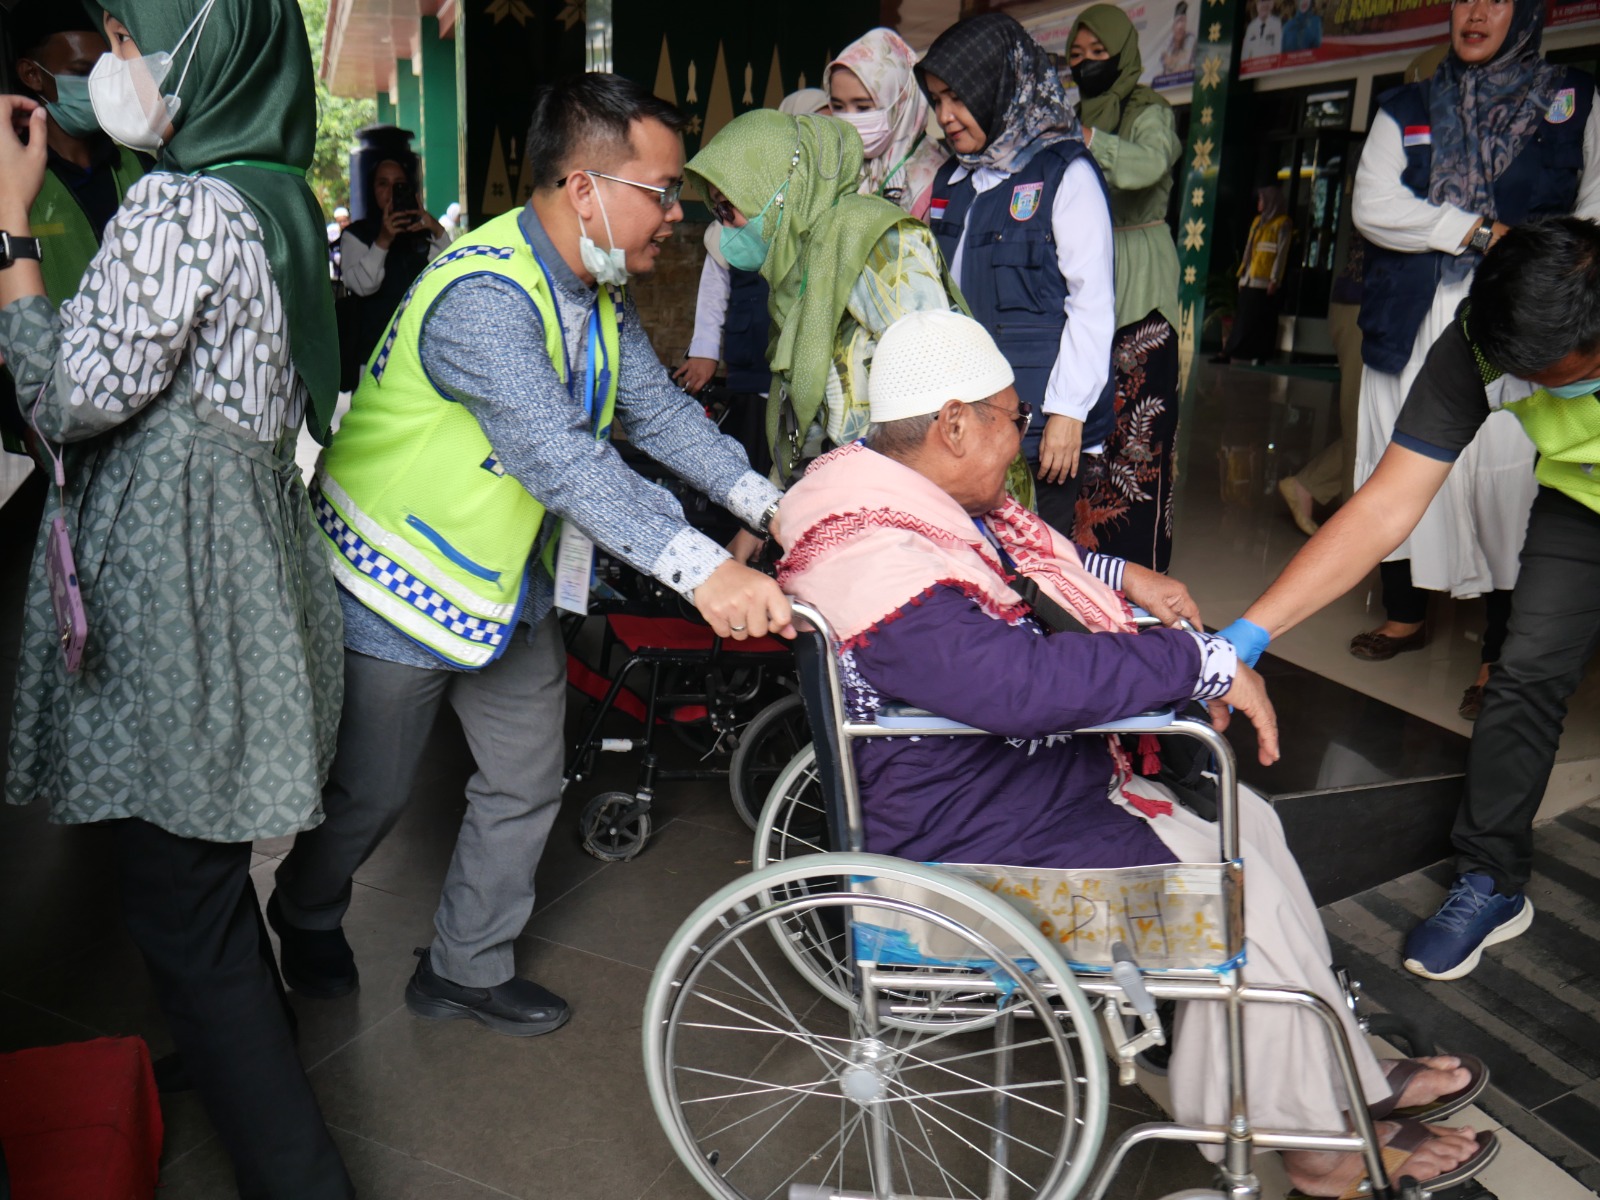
[930, 141, 1117, 450]
[722, 267, 772, 394]
[1361, 70, 1592, 374]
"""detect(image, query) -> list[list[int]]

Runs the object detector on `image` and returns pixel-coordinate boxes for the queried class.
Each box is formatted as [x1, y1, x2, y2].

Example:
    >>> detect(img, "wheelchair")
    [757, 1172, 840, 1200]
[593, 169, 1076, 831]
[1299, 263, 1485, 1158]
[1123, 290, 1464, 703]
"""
[641, 600, 1437, 1200]
[562, 441, 799, 860]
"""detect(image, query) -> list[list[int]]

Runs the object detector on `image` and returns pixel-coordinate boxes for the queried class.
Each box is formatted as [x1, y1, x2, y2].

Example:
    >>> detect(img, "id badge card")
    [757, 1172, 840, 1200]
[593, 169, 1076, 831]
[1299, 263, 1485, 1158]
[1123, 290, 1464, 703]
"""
[553, 521, 595, 615]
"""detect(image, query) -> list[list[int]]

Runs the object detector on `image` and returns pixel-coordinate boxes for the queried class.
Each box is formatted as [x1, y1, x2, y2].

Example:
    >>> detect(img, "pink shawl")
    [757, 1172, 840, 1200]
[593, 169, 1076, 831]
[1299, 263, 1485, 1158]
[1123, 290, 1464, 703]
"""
[777, 443, 1133, 647]
[777, 442, 1172, 816]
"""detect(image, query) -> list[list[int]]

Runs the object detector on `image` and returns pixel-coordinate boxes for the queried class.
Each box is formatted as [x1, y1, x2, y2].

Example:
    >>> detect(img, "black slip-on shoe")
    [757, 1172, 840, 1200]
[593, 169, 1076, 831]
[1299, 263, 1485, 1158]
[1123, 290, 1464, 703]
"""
[404, 947, 571, 1037]
[266, 891, 358, 998]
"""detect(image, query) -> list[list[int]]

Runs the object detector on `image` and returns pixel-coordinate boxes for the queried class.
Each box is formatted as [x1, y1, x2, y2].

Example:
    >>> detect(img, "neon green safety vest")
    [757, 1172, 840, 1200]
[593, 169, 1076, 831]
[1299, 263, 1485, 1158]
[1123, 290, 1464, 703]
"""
[30, 151, 146, 302]
[312, 208, 622, 668]
[1502, 388, 1600, 517]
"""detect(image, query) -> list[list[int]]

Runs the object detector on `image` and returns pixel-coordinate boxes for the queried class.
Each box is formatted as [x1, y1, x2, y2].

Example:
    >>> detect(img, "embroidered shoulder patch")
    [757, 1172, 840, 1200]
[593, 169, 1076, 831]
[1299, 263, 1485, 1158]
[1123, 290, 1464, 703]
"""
[1402, 125, 1431, 147]
[1548, 88, 1576, 124]
[1010, 181, 1044, 222]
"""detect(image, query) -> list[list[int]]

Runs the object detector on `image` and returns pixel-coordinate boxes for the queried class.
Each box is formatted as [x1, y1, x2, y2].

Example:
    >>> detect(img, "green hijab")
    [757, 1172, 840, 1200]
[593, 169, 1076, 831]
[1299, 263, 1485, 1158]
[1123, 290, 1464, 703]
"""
[93, 0, 339, 442]
[1070, 5, 1164, 135]
[686, 111, 908, 468]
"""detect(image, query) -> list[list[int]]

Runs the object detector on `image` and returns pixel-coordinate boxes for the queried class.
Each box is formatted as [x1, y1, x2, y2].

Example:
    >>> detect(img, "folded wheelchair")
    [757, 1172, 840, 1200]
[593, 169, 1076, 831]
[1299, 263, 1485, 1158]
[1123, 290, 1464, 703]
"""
[562, 442, 807, 860]
[641, 600, 1474, 1200]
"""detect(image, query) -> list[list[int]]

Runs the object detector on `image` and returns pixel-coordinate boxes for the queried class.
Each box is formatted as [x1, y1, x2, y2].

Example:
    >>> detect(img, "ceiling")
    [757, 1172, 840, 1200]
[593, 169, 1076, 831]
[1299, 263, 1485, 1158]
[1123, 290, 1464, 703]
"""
[321, 0, 970, 98]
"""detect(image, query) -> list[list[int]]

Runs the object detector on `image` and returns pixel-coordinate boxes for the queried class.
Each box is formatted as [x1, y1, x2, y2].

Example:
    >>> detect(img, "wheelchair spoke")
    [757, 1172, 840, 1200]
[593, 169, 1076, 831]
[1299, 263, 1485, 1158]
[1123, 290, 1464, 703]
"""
[884, 1046, 1071, 1120]
[700, 943, 839, 1069]
[876, 1079, 1046, 1190]
[894, 1079, 981, 1200]
[684, 988, 853, 1073]
[750, 1102, 867, 1200]
[681, 1072, 839, 1113]
[885, 1073, 1062, 1167]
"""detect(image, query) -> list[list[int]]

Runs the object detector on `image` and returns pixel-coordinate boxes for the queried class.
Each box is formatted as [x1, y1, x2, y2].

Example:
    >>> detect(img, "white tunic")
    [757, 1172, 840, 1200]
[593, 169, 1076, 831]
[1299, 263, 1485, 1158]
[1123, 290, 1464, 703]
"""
[1351, 103, 1600, 596]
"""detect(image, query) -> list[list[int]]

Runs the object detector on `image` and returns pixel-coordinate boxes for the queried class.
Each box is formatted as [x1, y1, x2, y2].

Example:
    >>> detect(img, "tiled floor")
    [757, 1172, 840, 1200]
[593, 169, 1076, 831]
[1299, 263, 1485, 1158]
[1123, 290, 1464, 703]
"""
[1171, 361, 1600, 796]
[2, 359, 1597, 1198]
[1324, 803, 1600, 1195]
[0, 715, 1213, 1199]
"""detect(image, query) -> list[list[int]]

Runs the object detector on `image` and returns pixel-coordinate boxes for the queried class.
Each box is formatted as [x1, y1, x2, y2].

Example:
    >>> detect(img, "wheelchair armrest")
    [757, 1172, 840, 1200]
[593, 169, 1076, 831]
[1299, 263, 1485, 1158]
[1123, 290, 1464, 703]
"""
[1078, 710, 1178, 732]
[874, 705, 987, 733]
[872, 705, 1176, 734]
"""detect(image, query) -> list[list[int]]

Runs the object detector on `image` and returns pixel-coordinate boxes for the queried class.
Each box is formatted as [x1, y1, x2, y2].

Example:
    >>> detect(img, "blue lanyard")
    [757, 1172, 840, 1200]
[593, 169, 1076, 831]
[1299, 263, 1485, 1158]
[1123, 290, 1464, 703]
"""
[528, 240, 611, 440]
[973, 518, 1017, 573]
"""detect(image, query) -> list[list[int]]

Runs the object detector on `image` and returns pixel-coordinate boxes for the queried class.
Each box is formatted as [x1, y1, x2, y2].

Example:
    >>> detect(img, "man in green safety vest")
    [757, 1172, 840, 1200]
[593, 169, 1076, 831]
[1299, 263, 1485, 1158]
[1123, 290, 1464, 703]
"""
[268, 73, 791, 1036]
[2, 4, 144, 450]
[1215, 217, 1600, 984]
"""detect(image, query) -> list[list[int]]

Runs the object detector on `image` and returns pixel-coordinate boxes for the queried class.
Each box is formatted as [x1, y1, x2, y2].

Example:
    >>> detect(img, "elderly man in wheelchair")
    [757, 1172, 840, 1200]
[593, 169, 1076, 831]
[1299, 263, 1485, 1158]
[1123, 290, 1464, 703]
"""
[642, 312, 1497, 1200]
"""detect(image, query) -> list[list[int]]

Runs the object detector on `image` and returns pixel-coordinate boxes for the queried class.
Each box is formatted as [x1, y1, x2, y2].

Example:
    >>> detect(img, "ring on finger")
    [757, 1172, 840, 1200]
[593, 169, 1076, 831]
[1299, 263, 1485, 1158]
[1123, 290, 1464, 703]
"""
[729, 623, 747, 632]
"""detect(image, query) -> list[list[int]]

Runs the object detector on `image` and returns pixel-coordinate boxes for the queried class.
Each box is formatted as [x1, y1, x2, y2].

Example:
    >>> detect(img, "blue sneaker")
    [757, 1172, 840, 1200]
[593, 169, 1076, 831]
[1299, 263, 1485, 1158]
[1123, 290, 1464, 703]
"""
[1403, 873, 1534, 980]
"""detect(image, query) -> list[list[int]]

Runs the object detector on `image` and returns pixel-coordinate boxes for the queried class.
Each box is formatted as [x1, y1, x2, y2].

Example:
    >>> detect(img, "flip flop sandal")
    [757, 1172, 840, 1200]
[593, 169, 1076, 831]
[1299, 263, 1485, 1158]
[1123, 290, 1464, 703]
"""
[1369, 1053, 1489, 1123]
[1286, 1119, 1498, 1199]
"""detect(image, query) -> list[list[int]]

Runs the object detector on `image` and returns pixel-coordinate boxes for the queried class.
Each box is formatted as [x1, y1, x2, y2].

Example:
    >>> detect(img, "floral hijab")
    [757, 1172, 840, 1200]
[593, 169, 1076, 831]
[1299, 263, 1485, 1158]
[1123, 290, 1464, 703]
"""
[828, 28, 950, 217]
[916, 12, 1084, 176]
[1428, 0, 1563, 282]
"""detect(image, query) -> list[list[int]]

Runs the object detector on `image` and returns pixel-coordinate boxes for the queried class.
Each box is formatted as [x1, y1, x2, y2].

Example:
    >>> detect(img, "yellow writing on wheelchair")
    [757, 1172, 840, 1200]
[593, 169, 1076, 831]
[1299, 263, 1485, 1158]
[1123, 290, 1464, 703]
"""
[940, 862, 1230, 970]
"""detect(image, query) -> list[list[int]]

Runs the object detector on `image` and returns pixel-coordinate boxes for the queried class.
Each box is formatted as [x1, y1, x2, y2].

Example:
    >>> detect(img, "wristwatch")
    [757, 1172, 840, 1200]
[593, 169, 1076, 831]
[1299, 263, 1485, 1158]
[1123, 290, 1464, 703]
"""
[1468, 222, 1494, 254]
[0, 231, 43, 271]
[756, 499, 781, 536]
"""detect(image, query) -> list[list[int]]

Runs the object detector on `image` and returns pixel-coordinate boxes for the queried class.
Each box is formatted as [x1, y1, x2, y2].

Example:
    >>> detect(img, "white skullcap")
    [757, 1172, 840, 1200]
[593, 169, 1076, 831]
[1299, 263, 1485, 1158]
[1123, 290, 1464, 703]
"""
[333, 206, 349, 218]
[869, 310, 1016, 423]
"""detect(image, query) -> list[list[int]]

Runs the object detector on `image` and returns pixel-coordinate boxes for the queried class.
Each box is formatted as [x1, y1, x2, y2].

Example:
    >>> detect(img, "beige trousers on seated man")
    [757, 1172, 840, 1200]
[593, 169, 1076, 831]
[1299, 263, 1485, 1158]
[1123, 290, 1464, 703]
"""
[1117, 775, 1392, 1153]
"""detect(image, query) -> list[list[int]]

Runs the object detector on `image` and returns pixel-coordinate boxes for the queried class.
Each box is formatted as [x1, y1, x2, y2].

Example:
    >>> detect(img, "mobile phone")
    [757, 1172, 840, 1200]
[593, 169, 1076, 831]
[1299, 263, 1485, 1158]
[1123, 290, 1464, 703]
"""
[390, 181, 418, 214]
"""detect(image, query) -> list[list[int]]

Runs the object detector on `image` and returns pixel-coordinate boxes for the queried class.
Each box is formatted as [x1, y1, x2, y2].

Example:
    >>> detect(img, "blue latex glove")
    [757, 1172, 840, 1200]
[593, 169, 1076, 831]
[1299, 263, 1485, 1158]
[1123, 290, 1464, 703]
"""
[1216, 617, 1271, 668]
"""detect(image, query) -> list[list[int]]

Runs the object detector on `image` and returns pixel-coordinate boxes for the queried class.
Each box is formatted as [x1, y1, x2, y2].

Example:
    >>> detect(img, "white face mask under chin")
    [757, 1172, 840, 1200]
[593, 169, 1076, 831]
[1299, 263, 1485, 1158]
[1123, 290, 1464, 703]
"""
[88, 0, 216, 154]
[577, 180, 630, 288]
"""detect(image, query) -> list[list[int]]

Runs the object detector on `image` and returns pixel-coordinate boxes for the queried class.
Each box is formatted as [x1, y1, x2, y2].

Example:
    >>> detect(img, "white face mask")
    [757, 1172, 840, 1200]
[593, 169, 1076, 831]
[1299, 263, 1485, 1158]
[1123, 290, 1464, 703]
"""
[834, 108, 895, 160]
[577, 176, 630, 287]
[88, 0, 216, 154]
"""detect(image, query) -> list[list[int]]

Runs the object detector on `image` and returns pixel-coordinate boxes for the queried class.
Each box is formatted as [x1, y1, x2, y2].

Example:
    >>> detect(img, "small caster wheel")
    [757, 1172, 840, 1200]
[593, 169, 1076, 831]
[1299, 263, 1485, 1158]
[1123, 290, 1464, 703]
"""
[579, 790, 652, 861]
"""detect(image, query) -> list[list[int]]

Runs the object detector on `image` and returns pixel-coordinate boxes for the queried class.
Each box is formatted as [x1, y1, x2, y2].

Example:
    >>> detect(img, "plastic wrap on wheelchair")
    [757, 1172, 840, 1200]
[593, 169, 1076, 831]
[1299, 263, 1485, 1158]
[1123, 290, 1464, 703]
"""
[849, 860, 1242, 974]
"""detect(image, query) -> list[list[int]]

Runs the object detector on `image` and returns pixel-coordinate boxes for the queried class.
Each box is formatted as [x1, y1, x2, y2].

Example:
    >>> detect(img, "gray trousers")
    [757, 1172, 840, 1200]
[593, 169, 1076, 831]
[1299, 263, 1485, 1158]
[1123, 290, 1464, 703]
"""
[275, 614, 566, 987]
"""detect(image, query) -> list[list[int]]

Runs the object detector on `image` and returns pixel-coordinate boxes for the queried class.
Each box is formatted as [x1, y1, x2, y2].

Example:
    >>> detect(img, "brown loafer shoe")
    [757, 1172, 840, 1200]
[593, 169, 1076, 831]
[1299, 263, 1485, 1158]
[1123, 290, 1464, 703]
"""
[1349, 627, 1427, 661]
[1459, 683, 1485, 720]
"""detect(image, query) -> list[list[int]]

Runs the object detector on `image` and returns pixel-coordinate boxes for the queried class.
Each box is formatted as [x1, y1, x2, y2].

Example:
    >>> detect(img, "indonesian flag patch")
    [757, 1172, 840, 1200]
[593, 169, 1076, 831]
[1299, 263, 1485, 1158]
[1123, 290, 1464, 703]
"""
[1402, 125, 1431, 147]
[929, 197, 949, 221]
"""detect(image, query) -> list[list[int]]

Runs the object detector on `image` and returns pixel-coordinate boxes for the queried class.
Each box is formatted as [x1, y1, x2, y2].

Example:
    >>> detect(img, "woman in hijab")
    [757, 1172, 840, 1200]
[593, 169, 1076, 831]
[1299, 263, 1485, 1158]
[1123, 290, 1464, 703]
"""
[676, 89, 834, 469]
[0, 1, 349, 1194]
[827, 27, 951, 219]
[1349, 0, 1600, 716]
[1066, 3, 1183, 570]
[917, 13, 1117, 534]
[1214, 183, 1292, 364]
[685, 109, 968, 487]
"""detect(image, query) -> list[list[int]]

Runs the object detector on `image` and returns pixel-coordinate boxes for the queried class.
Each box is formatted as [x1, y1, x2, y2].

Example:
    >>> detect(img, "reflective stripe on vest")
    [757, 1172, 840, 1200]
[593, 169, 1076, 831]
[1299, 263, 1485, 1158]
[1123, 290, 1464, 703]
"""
[315, 208, 622, 667]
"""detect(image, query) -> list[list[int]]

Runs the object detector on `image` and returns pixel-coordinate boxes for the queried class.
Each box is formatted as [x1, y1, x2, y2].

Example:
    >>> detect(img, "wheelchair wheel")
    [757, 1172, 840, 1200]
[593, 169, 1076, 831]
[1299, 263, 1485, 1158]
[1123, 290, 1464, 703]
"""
[728, 693, 810, 830]
[645, 854, 1108, 1200]
[579, 791, 651, 862]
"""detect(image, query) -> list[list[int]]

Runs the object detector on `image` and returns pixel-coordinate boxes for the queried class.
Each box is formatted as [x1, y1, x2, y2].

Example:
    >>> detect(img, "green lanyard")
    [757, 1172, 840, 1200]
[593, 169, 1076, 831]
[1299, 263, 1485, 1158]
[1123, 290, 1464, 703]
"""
[199, 160, 307, 178]
[875, 135, 924, 199]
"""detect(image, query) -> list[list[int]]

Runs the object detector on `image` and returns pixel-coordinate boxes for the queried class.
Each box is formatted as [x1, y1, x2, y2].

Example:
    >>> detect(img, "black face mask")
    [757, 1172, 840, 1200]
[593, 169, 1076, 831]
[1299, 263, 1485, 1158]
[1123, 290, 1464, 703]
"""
[1073, 56, 1120, 100]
